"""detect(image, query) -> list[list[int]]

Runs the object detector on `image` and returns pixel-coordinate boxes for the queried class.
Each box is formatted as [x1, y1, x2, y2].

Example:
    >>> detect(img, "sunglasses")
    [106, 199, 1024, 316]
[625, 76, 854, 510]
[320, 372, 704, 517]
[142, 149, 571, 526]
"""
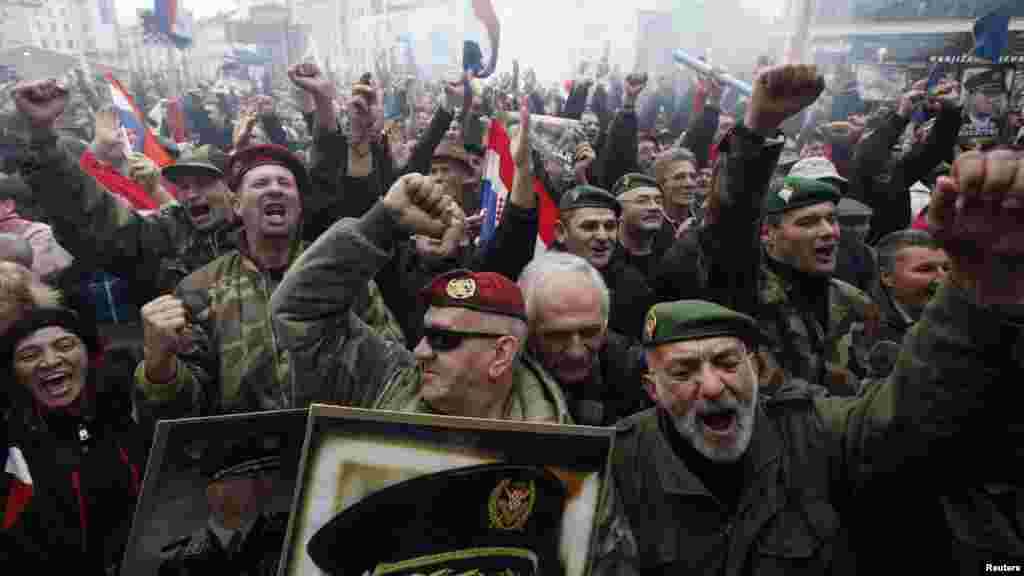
[421, 326, 505, 352]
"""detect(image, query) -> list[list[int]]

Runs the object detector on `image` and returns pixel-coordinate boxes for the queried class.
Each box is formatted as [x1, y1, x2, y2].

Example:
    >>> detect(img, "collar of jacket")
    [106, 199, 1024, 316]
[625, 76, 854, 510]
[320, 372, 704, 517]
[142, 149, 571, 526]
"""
[761, 251, 830, 307]
[870, 276, 915, 331]
[651, 404, 781, 502]
[235, 228, 305, 275]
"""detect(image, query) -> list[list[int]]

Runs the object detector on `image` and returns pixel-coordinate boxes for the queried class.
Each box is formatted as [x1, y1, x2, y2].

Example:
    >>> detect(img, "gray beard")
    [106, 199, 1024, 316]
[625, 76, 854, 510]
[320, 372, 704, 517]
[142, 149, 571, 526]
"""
[669, 385, 758, 463]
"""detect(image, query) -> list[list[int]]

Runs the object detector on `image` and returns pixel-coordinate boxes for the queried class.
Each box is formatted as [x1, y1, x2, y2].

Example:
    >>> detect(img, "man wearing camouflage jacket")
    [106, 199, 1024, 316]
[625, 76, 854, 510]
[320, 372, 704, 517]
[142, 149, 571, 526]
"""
[271, 173, 571, 422]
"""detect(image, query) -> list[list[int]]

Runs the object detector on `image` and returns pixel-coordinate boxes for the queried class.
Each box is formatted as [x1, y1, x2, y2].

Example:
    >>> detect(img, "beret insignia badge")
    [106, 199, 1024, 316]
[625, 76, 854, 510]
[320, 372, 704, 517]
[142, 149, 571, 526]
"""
[446, 278, 477, 300]
[645, 310, 657, 341]
[488, 479, 535, 531]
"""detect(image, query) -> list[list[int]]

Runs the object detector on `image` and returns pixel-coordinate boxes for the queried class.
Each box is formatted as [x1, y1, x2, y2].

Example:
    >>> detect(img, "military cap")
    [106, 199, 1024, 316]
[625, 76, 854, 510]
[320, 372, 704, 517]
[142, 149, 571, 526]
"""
[307, 463, 566, 576]
[762, 176, 840, 216]
[558, 184, 622, 216]
[789, 156, 847, 186]
[201, 436, 282, 484]
[226, 144, 309, 197]
[642, 299, 764, 348]
[432, 141, 474, 174]
[161, 145, 227, 184]
[612, 172, 660, 197]
[420, 269, 527, 321]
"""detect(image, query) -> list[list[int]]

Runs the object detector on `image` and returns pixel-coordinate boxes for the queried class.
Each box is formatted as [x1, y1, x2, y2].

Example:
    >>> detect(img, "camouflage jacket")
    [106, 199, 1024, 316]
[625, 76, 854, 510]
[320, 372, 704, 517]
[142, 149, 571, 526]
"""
[135, 241, 405, 420]
[758, 261, 880, 397]
[18, 135, 238, 301]
[270, 205, 572, 423]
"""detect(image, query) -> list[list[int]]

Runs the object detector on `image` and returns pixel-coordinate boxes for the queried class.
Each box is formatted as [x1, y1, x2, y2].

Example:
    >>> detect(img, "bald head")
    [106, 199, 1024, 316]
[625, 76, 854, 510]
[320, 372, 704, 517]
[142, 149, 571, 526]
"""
[0, 234, 33, 270]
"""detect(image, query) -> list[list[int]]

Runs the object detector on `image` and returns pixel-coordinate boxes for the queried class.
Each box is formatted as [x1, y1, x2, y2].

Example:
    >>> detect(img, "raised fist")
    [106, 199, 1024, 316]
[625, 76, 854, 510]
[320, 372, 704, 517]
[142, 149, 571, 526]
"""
[744, 64, 824, 136]
[12, 79, 69, 131]
[930, 149, 1024, 305]
[142, 295, 192, 363]
[287, 63, 335, 102]
[382, 173, 463, 246]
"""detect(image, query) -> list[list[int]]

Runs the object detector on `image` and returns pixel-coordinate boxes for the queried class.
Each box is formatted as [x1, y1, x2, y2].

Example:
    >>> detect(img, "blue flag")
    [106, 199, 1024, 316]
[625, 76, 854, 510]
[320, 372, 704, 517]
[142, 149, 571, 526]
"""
[973, 4, 1012, 63]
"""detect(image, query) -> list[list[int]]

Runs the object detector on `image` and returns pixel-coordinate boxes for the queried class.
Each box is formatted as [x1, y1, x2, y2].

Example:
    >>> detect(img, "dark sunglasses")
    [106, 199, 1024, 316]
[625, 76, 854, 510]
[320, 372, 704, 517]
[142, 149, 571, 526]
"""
[421, 326, 505, 352]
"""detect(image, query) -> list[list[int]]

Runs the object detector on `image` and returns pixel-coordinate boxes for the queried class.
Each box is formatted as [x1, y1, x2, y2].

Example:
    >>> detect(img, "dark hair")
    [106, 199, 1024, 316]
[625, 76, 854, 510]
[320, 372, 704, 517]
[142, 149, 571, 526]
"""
[875, 230, 942, 275]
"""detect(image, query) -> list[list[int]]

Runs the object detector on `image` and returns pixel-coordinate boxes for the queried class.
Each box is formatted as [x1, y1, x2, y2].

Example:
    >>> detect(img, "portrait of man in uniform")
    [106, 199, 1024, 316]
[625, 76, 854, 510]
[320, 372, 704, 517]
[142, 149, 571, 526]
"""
[281, 407, 615, 576]
[120, 410, 307, 576]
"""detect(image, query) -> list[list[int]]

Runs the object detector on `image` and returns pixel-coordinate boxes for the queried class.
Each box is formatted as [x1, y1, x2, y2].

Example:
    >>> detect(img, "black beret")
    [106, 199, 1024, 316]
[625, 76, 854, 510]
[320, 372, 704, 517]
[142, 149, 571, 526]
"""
[307, 463, 567, 576]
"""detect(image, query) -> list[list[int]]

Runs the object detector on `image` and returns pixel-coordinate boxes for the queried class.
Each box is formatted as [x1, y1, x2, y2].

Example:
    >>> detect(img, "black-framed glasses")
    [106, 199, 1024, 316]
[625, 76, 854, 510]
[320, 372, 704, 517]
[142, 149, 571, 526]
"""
[421, 326, 505, 352]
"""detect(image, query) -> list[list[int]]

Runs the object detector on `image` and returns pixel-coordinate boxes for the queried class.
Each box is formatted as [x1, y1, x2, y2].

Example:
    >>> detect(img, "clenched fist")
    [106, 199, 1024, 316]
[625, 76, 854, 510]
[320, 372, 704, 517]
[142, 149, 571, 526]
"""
[12, 78, 69, 132]
[744, 64, 824, 136]
[126, 152, 160, 195]
[382, 173, 464, 251]
[930, 150, 1024, 305]
[142, 295, 192, 383]
[287, 63, 335, 102]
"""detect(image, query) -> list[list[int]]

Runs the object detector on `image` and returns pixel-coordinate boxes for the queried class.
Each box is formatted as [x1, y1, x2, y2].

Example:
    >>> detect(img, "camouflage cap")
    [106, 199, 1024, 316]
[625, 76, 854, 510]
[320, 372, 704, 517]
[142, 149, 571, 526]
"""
[762, 176, 840, 216]
[642, 300, 764, 349]
[419, 269, 527, 321]
[612, 172, 660, 197]
[161, 145, 227, 184]
[307, 463, 566, 576]
[558, 185, 622, 216]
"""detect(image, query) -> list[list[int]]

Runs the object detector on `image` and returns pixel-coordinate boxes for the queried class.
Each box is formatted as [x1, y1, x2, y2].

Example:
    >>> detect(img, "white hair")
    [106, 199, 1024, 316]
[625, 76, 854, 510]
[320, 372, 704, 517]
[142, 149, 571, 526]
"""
[517, 251, 610, 325]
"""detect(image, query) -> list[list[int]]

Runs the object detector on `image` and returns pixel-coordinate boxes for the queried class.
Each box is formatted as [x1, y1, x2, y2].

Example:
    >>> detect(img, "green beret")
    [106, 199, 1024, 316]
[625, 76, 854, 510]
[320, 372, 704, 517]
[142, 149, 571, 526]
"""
[642, 300, 764, 348]
[762, 176, 840, 216]
[612, 172, 659, 197]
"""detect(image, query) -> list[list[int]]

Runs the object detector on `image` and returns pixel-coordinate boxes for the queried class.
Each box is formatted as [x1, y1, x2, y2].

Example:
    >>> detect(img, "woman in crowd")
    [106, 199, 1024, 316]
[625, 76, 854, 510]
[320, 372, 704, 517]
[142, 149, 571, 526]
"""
[1, 304, 145, 574]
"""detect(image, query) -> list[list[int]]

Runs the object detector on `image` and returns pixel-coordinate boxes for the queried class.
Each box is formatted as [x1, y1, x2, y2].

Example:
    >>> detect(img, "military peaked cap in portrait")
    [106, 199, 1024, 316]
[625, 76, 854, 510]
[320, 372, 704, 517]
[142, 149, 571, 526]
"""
[307, 463, 567, 576]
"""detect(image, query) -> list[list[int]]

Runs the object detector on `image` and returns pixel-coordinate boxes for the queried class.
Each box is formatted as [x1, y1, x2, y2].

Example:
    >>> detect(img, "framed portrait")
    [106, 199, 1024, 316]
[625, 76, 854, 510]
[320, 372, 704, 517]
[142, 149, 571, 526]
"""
[280, 405, 616, 576]
[121, 409, 309, 576]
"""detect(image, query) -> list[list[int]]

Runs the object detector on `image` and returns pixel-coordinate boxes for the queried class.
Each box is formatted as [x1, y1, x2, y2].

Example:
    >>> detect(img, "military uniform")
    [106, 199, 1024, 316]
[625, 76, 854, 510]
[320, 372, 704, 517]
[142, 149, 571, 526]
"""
[594, 290, 1024, 575]
[135, 146, 405, 420]
[158, 512, 288, 576]
[17, 137, 240, 301]
[271, 206, 571, 422]
[159, 435, 289, 576]
[307, 464, 567, 576]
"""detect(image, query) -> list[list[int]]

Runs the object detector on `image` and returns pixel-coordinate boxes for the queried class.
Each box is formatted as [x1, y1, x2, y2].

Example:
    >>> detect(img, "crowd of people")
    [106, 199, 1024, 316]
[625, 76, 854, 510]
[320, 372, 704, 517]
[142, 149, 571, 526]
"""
[0, 48, 1022, 575]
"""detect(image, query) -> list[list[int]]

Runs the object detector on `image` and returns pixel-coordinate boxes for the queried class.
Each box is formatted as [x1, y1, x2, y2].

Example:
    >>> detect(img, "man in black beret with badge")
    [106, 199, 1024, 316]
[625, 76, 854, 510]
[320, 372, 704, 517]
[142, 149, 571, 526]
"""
[306, 464, 567, 576]
[271, 173, 570, 422]
[159, 438, 288, 576]
[595, 147, 1024, 574]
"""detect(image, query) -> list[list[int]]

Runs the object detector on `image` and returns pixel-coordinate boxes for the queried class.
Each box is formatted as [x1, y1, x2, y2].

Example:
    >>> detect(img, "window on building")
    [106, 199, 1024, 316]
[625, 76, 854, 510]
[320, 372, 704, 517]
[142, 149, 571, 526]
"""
[69, 40, 75, 50]
[50, 23, 56, 33]
[41, 39, 48, 49]
[64, 23, 70, 32]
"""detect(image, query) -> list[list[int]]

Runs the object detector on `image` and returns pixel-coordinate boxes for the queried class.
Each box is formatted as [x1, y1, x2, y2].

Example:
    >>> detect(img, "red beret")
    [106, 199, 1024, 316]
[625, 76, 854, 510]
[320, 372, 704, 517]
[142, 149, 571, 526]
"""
[419, 269, 526, 321]
[227, 144, 309, 197]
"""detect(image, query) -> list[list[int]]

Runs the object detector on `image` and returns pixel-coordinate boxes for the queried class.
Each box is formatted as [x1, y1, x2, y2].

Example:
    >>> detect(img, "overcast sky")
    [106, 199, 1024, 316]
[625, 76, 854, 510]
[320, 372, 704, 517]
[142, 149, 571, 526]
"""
[115, 0, 786, 82]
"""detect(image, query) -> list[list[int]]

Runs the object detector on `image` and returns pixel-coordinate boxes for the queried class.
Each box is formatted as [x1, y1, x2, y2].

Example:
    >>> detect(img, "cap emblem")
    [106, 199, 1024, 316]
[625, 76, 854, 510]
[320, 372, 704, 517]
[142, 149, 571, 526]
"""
[645, 309, 658, 341]
[778, 187, 794, 204]
[489, 478, 536, 531]
[446, 277, 477, 300]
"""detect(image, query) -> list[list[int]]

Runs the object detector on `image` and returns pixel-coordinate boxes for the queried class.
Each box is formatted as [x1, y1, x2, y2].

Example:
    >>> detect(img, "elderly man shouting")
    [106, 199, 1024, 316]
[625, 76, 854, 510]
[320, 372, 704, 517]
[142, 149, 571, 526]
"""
[595, 148, 1024, 574]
